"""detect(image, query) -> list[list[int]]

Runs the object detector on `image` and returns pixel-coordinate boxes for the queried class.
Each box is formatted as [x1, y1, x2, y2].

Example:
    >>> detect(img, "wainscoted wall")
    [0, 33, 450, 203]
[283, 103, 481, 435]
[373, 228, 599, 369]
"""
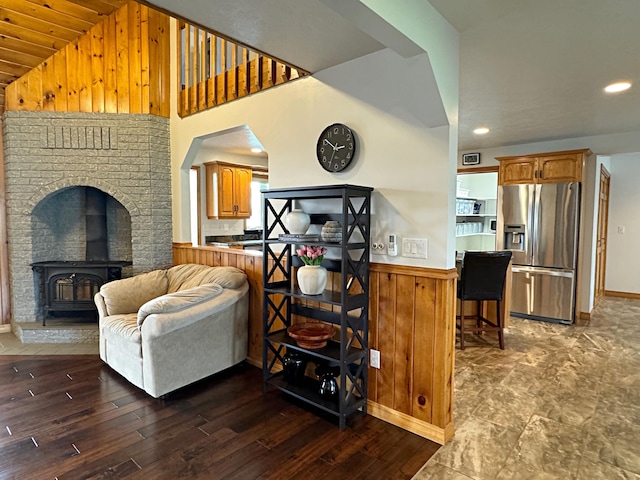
[4, 111, 172, 324]
[4, 1, 170, 117]
[173, 243, 456, 444]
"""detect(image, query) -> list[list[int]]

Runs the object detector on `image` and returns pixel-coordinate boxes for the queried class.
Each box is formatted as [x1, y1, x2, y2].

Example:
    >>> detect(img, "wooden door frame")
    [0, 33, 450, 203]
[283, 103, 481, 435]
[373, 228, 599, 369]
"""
[594, 164, 611, 306]
[0, 121, 10, 327]
[190, 166, 202, 246]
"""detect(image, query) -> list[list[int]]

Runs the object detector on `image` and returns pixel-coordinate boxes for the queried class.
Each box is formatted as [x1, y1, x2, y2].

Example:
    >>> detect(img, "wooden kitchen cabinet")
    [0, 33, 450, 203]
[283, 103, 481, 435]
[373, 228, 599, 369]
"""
[204, 161, 252, 219]
[497, 149, 591, 185]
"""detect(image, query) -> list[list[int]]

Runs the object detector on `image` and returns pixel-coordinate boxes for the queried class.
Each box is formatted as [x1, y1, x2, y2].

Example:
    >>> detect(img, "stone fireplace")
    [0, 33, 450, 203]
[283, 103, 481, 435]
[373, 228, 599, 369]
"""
[3, 111, 173, 338]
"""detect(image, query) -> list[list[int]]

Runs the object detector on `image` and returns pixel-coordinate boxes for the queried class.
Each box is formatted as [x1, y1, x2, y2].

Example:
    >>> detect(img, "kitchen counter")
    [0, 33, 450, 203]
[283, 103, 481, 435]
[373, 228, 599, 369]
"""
[205, 232, 262, 249]
[206, 239, 262, 248]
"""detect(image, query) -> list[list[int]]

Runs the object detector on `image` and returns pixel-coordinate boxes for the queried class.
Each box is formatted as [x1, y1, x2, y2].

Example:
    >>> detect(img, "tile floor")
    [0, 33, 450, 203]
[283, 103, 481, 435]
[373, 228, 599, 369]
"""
[414, 296, 640, 480]
[0, 331, 99, 355]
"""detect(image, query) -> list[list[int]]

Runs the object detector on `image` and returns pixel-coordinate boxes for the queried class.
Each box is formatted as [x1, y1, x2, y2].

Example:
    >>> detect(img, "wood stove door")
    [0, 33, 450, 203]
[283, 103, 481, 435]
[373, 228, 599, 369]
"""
[47, 273, 102, 315]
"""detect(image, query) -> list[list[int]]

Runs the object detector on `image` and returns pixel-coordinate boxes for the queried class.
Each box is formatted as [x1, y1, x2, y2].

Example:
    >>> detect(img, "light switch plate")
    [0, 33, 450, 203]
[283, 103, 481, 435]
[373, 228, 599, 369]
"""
[402, 238, 428, 258]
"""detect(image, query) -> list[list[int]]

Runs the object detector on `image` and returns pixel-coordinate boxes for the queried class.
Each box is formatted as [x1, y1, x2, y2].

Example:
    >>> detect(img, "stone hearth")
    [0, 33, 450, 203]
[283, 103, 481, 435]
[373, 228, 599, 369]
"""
[3, 111, 173, 341]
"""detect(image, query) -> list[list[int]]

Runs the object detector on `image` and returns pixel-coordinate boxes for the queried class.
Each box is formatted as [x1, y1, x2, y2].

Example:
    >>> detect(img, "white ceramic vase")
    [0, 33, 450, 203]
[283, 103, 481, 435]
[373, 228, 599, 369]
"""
[285, 209, 311, 234]
[297, 265, 327, 295]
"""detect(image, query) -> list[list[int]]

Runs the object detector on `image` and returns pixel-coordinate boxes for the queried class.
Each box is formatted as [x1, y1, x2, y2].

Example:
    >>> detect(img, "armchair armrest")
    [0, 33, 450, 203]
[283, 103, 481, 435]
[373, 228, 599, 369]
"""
[137, 283, 224, 326]
[140, 284, 248, 339]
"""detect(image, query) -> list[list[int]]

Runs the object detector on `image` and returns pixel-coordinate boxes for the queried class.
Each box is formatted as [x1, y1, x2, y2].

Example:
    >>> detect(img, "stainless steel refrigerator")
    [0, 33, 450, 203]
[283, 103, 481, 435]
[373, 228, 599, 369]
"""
[497, 182, 580, 324]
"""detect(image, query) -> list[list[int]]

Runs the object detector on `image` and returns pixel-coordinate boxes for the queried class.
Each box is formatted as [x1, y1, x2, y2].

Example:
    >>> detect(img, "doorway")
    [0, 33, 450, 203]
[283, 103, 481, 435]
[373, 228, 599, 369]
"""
[456, 168, 499, 253]
[594, 164, 611, 306]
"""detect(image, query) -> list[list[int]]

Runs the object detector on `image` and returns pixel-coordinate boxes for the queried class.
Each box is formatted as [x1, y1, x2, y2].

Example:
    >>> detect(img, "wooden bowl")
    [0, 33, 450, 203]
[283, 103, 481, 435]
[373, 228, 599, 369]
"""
[287, 322, 335, 349]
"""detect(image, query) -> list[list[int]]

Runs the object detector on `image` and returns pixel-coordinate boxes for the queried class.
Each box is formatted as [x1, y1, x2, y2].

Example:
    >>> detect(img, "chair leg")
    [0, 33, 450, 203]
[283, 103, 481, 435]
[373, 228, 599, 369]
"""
[497, 300, 504, 349]
[459, 299, 465, 350]
[476, 300, 482, 335]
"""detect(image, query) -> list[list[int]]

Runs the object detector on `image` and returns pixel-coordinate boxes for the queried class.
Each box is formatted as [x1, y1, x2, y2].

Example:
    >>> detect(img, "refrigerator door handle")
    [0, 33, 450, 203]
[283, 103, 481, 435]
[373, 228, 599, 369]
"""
[512, 266, 574, 278]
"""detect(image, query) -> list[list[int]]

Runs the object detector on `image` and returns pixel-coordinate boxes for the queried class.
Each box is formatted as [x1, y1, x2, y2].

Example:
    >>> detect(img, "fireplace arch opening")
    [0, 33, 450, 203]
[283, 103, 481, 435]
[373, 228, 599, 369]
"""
[30, 186, 133, 324]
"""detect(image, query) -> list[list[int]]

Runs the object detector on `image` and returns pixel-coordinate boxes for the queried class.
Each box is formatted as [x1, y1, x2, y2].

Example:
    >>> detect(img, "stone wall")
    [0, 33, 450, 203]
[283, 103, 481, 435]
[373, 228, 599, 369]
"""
[3, 111, 172, 323]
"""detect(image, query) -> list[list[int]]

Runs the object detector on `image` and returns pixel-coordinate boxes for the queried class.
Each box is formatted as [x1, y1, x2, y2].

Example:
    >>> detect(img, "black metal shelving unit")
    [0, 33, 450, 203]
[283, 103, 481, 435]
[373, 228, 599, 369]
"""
[262, 184, 372, 429]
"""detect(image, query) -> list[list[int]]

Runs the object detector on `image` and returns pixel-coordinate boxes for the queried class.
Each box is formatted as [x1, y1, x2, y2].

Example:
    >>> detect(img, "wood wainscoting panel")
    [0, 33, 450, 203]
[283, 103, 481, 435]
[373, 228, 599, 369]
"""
[173, 244, 457, 444]
[5, 1, 170, 117]
[369, 263, 456, 444]
[173, 244, 264, 365]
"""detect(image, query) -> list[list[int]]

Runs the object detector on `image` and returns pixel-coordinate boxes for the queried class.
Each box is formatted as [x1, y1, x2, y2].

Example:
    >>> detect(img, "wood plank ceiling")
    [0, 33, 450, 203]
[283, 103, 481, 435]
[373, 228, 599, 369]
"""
[0, 0, 129, 114]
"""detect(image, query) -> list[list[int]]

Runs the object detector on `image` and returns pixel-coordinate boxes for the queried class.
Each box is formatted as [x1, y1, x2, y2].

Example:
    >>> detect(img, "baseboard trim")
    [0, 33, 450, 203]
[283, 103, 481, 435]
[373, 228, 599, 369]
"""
[604, 290, 640, 300]
[367, 401, 453, 445]
[578, 311, 590, 320]
[245, 357, 261, 369]
[0, 324, 11, 334]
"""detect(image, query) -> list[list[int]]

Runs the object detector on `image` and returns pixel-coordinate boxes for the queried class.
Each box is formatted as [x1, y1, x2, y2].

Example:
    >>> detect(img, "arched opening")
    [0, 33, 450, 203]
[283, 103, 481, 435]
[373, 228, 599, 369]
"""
[30, 186, 133, 324]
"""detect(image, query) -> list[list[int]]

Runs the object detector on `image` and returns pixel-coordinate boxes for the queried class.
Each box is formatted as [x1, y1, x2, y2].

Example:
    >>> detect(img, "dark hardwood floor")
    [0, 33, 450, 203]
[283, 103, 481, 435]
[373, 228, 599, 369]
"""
[0, 356, 440, 479]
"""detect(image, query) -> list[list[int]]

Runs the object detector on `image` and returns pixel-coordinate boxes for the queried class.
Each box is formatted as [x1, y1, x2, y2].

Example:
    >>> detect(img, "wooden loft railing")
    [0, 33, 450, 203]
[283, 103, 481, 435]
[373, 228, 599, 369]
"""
[178, 22, 309, 117]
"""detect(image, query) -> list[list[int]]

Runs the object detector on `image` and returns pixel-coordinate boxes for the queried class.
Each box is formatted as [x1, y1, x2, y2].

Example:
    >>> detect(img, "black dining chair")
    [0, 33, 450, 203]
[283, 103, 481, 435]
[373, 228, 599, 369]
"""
[457, 251, 512, 349]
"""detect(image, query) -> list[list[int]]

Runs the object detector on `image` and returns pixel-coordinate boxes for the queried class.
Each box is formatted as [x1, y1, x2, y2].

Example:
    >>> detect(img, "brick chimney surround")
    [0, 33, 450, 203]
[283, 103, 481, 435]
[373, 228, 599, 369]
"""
[3, 111, 173, 340]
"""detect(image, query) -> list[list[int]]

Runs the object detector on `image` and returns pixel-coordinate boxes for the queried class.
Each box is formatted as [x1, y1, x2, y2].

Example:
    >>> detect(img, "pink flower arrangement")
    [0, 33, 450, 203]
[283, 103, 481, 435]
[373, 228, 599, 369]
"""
[296, 245, 327, 266]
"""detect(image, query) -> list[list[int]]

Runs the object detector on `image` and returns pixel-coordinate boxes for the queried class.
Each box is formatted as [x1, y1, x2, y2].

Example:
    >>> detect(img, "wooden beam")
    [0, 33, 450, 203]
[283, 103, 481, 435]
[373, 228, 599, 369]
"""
[24, 0, 106, 25]
[63, 0, 127, 16]
[0, 21, 69, 51]
[0, 7, 85, 41]
[0, 34, 56, 59]
[2, 0, 94, 34]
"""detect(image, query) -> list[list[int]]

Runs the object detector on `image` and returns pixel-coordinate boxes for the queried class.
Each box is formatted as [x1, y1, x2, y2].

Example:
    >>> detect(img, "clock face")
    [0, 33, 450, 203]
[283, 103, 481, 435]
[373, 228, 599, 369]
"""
[316, 123, 357, 172]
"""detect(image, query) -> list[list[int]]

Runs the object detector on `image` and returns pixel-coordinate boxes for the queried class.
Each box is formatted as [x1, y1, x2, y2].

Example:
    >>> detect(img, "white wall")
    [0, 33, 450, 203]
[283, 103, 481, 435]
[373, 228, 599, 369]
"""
[606, 153, 640, 294]
[170, 44, 459, 268]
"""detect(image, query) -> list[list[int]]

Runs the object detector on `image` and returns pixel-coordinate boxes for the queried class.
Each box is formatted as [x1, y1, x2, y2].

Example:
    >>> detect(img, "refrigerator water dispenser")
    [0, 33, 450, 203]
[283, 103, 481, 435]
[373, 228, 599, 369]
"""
[504, 224, 525, 251]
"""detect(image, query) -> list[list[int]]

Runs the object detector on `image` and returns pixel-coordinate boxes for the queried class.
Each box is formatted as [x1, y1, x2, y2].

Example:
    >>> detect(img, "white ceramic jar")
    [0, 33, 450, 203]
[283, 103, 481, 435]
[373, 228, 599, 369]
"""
[284, 209, 311, 234]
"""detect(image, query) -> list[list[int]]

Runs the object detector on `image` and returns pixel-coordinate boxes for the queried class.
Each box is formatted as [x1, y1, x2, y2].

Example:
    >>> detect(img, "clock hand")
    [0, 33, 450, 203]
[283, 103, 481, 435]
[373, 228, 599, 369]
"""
[335, 145, 345, 151]
[323, 139, 337, 150]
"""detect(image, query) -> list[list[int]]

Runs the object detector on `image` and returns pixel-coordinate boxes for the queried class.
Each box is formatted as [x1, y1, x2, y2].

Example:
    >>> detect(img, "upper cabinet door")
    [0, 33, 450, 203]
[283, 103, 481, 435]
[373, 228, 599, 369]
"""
[234, 167, 252, 218]
[218, 165, 236, 217]
[498, 158, 537, 185]
[205, 161, 254, 219]
[497, 149, 590, 185]
[537, 153, 583, 183]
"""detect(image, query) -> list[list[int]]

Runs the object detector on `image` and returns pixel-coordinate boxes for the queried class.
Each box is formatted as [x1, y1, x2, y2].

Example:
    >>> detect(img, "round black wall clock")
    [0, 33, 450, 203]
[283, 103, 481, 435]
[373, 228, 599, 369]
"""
[316, 123, 357, 172]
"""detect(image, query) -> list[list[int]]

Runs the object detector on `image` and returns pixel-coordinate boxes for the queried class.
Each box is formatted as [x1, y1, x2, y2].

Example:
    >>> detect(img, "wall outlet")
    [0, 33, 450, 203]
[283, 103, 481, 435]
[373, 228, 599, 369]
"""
[370, 349, 381, 369]
[371, 239, 386, 255]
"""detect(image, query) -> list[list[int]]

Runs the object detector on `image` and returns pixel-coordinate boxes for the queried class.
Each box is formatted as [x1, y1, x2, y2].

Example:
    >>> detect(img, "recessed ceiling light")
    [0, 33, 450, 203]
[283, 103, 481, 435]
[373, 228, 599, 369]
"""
[251, 147, 262, 153]
[473, 127, 490, 135]
[604, 82, 631, 93]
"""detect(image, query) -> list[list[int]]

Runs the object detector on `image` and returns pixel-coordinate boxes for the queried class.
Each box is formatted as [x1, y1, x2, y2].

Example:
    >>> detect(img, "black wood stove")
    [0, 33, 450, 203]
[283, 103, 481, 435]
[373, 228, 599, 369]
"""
[31, 260, 131, 325]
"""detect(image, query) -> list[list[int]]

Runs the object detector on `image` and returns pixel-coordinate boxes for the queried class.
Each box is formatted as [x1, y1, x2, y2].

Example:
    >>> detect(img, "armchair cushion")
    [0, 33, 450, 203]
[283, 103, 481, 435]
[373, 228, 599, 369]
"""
[166, 264, 246, 292]
[100, 270, 168, 316]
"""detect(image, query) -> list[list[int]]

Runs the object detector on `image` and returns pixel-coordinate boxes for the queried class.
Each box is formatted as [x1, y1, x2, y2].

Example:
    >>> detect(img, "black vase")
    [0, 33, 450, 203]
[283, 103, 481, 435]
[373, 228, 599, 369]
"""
[316, 365, 339, 402]
[283, 350, 307, 385]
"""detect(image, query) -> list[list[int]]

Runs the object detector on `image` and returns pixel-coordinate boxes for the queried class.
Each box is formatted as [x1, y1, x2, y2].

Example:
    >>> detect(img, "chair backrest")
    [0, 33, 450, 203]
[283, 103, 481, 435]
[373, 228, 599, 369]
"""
[459, 251, 512, 301]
